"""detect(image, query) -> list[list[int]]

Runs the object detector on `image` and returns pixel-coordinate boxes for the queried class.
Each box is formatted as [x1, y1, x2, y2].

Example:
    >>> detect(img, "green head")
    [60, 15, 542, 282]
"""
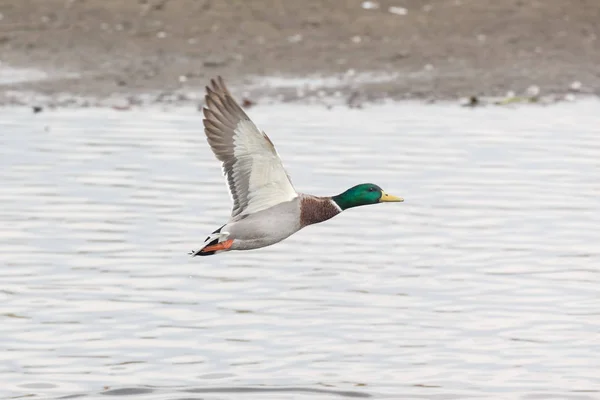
[332, 183, 404, 211]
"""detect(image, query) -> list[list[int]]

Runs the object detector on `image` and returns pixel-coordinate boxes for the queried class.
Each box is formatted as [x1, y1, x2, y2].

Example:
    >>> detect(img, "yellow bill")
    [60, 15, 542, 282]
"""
[379, 191, 404, 202]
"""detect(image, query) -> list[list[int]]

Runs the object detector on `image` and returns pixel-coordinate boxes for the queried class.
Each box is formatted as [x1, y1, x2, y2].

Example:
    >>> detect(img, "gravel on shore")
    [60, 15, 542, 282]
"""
[0, 0, 599, 107]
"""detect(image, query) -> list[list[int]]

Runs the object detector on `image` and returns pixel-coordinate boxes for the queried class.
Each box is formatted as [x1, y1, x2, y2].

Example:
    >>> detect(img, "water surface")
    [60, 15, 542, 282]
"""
[1, 101, 600, 399]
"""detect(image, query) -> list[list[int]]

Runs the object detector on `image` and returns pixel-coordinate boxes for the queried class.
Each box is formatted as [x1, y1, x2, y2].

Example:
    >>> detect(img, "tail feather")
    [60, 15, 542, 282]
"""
[189, 225, 226, 257]
[189, 237, 219, 257]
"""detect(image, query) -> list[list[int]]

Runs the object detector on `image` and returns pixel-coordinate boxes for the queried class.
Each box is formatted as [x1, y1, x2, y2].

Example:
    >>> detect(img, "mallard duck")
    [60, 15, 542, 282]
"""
[190, 77, 403, 256]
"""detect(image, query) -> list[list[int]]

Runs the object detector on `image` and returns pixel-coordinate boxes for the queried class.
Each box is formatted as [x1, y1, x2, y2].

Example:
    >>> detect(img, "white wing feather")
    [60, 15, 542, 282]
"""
[203, 77, 297, 218]
[231, 120, 297, 216]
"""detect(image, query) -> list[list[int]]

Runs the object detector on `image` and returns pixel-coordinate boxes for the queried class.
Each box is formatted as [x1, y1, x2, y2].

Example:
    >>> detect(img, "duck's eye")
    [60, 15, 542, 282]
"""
[368, 187, 375, 192]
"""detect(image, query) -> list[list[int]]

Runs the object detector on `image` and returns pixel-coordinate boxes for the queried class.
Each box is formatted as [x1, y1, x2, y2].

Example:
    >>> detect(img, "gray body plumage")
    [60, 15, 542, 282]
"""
[225, 197, 302, 250]
[214, 194, 341, 251]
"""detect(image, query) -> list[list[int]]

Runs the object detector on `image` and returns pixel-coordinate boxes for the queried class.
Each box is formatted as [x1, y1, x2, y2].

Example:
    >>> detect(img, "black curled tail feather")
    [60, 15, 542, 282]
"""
[195, 249, 216, 256]
[189, 225, 224, 257]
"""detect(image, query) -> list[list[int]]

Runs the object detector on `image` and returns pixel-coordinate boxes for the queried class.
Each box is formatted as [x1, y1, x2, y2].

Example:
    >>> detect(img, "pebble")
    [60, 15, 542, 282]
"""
[361, 1, 379, 10]
[570, 81, 582, 91]
[203, 57, 229, 67]
[287, 34, 303, 43]
[460, 96, 479, 107]
[526, 85, 540, 96]
[389, 7, 408, 16]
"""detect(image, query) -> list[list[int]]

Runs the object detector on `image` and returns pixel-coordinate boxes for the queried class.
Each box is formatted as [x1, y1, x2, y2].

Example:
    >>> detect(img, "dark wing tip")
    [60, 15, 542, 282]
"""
[210, 78, 218, 91]
[204, 77, 229, 110]
[217, 76, 226, 90]
[203, 77, 250, 126]
[207, 76, 229, 96]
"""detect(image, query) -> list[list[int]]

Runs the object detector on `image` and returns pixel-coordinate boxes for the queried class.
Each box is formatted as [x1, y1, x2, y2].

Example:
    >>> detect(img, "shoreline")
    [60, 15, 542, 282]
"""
[0, 70, 592, 110]
[1, 0, 599, 108]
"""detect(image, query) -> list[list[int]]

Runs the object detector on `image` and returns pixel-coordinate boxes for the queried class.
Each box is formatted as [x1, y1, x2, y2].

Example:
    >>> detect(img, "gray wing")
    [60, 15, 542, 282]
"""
[203, 77, 297, 218]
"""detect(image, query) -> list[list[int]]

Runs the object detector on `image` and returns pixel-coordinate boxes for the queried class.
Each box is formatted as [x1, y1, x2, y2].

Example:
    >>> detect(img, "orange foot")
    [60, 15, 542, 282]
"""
[202, 239, 234, 253]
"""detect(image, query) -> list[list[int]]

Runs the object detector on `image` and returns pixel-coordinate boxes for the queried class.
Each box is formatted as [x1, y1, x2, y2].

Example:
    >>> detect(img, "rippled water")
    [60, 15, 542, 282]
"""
[1, 101, 600, 399]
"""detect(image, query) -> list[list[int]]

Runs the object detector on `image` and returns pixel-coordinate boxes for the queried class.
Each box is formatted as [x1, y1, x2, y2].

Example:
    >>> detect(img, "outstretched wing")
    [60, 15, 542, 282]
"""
[202, 77, 297, 218]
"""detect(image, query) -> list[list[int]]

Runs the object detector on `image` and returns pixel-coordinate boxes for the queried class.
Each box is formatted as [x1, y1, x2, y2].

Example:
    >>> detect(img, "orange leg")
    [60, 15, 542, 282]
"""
[202, 239, 234, 253]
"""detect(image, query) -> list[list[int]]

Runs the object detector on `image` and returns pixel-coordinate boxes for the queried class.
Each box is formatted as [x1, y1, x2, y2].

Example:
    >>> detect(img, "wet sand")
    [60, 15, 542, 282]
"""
[0, 0, 599, 106]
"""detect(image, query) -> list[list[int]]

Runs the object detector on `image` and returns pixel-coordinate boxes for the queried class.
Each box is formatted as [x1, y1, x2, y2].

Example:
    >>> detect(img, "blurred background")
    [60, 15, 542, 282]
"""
[0, 0, 599, 105]
[1, 1, 600, 400]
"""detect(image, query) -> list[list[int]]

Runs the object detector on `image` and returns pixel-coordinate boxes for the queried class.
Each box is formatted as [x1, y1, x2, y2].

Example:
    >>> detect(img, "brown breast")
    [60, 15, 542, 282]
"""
[299, 195, 341, 228]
